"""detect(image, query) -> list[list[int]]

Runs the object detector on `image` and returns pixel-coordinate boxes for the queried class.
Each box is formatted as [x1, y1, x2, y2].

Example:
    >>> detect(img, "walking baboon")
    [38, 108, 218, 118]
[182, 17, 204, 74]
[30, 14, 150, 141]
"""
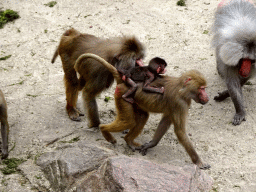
[75, 53, 210, 169]
[118, 57, 167, 104]
[212, 0, 256, 125]
[52, 28, 145, 127]
[0, 90, 9, 159]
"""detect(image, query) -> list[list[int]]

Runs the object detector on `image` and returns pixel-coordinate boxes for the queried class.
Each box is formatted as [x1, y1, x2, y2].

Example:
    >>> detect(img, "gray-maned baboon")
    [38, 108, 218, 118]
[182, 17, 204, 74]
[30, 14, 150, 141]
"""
[212, 0, 256, 125]
[51, 28, 145, 127]
[75, 53, 210, 169]
[0, 90, 9, 159]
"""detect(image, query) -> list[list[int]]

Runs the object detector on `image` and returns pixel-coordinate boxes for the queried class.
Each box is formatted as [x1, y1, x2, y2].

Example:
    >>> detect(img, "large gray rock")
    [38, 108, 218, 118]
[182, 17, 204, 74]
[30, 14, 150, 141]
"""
[36, 141, 212, 191]
[76, 156, 213, 192]
[36, 141, 116, 191]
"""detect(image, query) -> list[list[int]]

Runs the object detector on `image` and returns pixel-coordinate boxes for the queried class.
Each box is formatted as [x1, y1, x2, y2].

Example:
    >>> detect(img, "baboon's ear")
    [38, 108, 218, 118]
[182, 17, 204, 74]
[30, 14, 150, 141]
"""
[219, 42, 243, 66]
[184, 77, 192, 86]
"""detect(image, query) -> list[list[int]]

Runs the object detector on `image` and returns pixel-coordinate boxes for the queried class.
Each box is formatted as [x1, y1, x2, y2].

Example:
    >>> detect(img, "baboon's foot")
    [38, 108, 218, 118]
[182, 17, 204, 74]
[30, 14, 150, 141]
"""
[125, 140, 141, 152]
[67, 108, 81, 121]
[196, 160, 211, 170]
[100, 127, 117, 144]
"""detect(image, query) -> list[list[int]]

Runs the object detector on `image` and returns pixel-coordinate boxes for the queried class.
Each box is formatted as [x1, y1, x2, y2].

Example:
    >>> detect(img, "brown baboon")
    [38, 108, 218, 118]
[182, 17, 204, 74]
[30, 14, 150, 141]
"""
[118, 57, 167, 104]
[0, 90, 9, 159]
[51, 28, 145, 127]
[212, 0, 256, 125]
[75, 53, 210, 169]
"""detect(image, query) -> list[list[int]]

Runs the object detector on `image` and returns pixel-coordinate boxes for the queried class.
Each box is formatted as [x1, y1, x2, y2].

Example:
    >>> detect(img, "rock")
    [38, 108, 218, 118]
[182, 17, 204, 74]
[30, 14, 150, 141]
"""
[36, 141, 116, 191]
[76, 156, 213, 192]
[19, 159, 52, 192]
[35, 141, 212, 192]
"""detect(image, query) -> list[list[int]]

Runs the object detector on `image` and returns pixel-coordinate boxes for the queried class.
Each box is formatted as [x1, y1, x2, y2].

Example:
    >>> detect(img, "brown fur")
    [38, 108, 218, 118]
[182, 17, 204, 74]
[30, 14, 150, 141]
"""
[78, 53, 210, 169]
[52, 28, 145, 126]
[0, 90, 9, 159]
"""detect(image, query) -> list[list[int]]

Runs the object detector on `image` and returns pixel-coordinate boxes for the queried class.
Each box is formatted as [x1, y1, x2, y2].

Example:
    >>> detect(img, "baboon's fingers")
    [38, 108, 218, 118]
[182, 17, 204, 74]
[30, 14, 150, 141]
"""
[232, 113, 246, 125]
[214, 91, 229, 101]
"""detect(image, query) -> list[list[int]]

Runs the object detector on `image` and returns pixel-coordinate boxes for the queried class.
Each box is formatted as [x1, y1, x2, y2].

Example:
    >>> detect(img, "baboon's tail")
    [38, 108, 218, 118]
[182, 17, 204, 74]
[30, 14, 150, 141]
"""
[74, 53, 123, 84]
[51, 47, 59, 63]
[51, 28, 80, 64]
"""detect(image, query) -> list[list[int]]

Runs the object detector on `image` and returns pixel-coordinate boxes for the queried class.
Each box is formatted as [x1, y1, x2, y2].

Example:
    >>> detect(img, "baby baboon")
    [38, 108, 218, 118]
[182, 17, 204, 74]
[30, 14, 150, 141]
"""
[0, 90, 9, 159]
[118, 57, 167, 104]
[52, 28, 145, 127]
[212, 0, 256, 125]
[75, 53, 210, 169]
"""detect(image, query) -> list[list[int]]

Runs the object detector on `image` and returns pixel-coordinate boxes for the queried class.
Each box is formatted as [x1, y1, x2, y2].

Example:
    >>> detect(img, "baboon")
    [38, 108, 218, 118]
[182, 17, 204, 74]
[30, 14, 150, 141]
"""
[51, 28, 145, 127]
[75, 53, 210, 169]
[118, 57, 167, 104]
[0, 90, 9, 159]
[212, 0, 256, 125]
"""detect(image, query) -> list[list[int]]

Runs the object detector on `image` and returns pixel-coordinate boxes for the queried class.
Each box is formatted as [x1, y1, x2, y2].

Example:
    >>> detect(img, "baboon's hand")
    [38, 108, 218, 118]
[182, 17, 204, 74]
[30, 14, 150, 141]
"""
[214, 90, 229, 101]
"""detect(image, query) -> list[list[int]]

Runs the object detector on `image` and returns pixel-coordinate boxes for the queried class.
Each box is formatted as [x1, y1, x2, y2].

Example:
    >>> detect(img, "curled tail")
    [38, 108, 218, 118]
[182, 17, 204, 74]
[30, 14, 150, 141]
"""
[51, 28, 80, 64]
[74, 53, 123, 84]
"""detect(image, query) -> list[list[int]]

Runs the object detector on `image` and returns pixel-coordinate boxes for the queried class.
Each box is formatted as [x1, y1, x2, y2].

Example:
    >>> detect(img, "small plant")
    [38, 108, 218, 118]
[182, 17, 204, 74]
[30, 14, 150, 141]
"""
[0, 9, 20, 28]
[203, 30, 209, 34]
[84, 14, 92, 18]
[44, 1, 57, 7]
[177, 0, 186, 6]
[1, 158, 26, 175]
[26, 94, 38, 97]
[104, 96, 111, 102]
[10, 80, 24, 86]
[35, 175, 42, 179]
[0, 55, 11, 60]
[245, 81, 253, 85]
[70, 137, 80, 143]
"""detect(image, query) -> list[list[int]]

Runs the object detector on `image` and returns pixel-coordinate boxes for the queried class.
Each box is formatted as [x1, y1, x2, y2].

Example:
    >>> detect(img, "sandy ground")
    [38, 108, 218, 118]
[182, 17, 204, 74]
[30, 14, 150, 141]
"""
[1, 0, 256, 191]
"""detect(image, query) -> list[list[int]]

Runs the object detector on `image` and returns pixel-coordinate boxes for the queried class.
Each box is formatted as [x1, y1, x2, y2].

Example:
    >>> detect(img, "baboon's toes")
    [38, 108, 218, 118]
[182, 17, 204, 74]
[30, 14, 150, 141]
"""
[129, 145, 136, 152]
[232, 113, 246, 126]
[199, 163, 211, 170]
[110, 139, 117, 144]
[127, 141, 141, 152]
[69, 115, 81, 121]
[68, 109, 81, 121]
